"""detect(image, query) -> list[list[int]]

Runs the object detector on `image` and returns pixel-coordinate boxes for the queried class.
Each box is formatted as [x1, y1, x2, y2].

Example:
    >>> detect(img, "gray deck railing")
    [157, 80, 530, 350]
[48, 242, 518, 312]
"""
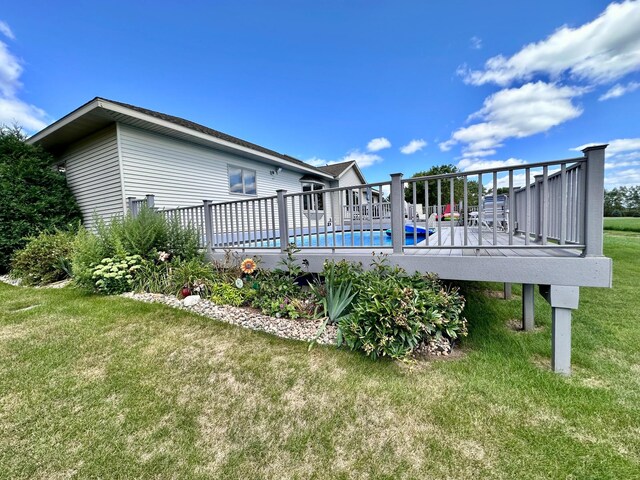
[149, 145, 606, 256]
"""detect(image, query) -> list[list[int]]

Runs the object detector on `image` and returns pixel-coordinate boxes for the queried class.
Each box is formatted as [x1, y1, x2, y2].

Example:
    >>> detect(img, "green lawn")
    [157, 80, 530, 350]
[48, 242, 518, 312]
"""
[604, 216, 640, 232]
[1, 233, 639, 479]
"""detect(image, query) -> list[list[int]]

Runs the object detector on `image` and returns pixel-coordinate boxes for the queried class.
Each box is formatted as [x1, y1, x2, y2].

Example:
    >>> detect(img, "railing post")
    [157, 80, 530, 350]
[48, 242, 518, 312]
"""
[202, 200, 213, 250]
[145, 194, 155, 210]
[390, 173, 404, 254]
[276, 189, 289, 253]
[126, 197, 137, 217]
[582, 144, 607, 256]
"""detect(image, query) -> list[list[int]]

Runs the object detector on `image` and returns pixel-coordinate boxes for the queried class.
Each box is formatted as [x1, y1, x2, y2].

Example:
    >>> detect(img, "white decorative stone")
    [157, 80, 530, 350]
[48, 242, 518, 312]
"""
[183, 295, 202, 307]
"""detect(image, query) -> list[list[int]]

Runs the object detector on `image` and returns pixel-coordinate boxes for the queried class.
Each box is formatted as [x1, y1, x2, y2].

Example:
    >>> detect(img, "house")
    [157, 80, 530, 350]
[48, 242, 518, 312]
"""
[28, 97, 373, 226]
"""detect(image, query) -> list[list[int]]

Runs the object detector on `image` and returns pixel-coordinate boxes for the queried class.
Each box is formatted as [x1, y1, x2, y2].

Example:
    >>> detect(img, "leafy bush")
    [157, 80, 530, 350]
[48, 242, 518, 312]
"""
[0, 126, 81, 273]
[71, 207, 203, 291]
[131, 256, 219, 296]
[322, 258, 467, 360]
[210, 282, 255, 307]
[250, 270, 309, 318]
[92, 255, 142, 294]
[11, 230, 76, 285]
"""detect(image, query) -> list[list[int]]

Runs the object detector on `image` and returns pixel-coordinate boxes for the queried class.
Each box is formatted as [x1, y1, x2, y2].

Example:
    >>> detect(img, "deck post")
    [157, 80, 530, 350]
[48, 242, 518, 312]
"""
[522, 283, 535, 331]
[202, 200, 213, 250]
[582, 145, 607, 257]
[276, 189, 289, 253]
[539, 285, 580, 375]
[504, 283, 512, 300]
[145, 194, 155, 210]
[390, 173, 404, 254]
[126, 197, 136, 216]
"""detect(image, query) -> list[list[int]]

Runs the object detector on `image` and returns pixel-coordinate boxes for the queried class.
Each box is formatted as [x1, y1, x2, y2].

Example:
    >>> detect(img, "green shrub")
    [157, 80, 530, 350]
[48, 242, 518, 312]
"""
[92, 255, 142, 294]
[0, 127, 82, 273]
[250, 270, 309, 318]
[10, 230, 76, 285]
[210, 282, 256, 307]
[71, 227, 113, 289]
[170, 257, 219, 296]
[327, 259, 467, 360]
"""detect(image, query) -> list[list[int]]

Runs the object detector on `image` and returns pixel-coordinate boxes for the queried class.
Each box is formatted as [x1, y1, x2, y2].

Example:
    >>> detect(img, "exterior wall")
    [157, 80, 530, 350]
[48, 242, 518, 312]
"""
[60, 125, 123, 226]
[331, 166, 367, 226]
[117, 123, 308, 208]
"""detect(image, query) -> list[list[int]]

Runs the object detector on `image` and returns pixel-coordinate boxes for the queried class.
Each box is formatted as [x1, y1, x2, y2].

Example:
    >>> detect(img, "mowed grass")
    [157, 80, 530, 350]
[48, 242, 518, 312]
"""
[0, 233, 639, 479]
[604, 216, 640, 232]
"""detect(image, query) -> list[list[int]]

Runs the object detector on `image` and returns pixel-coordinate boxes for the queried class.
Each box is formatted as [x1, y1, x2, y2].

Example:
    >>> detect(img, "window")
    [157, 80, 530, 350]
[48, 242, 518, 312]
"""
[302, 183, 324, 210]
[229, 166, 257, 195]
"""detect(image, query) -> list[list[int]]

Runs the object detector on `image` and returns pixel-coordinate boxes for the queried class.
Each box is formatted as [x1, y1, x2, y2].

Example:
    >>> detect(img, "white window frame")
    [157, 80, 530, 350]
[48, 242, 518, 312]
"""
[228, 165, 257, 196]
[301, 181, 325, 211]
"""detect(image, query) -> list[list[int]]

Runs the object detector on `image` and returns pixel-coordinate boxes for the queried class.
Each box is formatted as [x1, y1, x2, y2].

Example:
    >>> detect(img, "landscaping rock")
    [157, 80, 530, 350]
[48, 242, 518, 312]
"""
[183, 295, 201, 307]
[121, 291, 337, 345]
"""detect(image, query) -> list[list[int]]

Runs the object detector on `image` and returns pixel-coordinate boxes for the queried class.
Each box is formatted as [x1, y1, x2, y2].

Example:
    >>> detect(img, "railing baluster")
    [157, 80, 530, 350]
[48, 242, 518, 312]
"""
[477, 174, 483, 247]
[560, 164, 567, 245]
[437, 179, 442, 246]
[425, 181, 430, 246]
[450, 177, 455, 246]
[492, 172, 498, 246]
[508, 170, 514, 245]
[359, 187, 364, 247]
[412, 182, 418, 245]
[541, 166, 548, 245]
[524, 168, 530, 245]
[463, 176, 468, 246]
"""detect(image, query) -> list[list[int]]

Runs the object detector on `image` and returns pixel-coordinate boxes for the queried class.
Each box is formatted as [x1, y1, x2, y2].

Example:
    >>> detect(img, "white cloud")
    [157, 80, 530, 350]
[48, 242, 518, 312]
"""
[342, 150, 382, 168]
[0, 40, 22, 97]
[461, 149, 496, 158]
[572, 138, 640, 157]
[0, 97, 48, 132]
[457, 157, 527, 172]
[441, 81, 586, 154]
[599, 81, 640, 100]
[605, 167, 640, 187]
[470, 36, 482, 50]
[400, 139, 427, 154]
[367, 137, 391, 152]
[460, 1, 640, 87]
[0, 21, 14, 40]
[304, 157, 327, 167]
[0, 25, 48, 133]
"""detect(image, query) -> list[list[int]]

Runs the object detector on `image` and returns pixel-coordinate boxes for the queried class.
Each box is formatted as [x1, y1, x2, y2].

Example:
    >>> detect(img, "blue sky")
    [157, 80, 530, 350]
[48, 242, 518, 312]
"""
[1, 1, 639, 188]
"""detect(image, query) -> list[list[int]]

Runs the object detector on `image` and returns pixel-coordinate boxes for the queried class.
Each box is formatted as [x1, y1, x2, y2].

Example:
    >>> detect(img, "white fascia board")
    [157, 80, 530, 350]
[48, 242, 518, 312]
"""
[100, 100, 334, 179]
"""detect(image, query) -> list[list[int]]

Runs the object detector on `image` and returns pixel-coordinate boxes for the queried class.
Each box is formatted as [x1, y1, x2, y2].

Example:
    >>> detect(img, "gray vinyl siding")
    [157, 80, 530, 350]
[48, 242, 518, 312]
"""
[118, 123, 308, 210]
[60, 125, 123, 226]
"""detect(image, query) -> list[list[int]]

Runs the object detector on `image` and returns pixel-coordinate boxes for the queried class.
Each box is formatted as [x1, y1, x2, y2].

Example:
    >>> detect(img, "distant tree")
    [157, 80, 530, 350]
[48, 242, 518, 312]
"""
[404, 164, 481, 208]
[604, 185, 640, 216]
[0, 125, 81, 273]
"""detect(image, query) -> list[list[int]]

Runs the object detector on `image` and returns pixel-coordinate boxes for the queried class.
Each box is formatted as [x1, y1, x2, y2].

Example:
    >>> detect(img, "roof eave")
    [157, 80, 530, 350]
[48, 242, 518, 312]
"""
[29, 98, 334, 180]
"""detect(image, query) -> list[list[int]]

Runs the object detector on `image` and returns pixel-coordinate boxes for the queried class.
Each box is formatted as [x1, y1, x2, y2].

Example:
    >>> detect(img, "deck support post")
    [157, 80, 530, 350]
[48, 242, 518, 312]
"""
[504, 283, 512, 300]
[539, 285, 579, 375]
[522, 283, 535, 331]
[582, 145, 607, 257]
[390, 173, 404, 254]
[276, 189, 289, 253]
[202, 200, 213, 251]
[145, 194, 155, 210]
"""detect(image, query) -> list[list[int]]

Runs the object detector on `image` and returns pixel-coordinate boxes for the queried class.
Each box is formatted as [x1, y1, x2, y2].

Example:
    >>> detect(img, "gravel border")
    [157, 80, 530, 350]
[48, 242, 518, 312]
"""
[0, 275, 71, 289]
[122, 292, 337, 345]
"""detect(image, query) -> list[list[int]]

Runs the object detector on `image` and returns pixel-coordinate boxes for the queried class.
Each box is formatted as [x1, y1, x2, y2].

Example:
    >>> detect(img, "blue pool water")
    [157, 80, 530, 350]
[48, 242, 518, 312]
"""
[252, 230, 426, 247]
